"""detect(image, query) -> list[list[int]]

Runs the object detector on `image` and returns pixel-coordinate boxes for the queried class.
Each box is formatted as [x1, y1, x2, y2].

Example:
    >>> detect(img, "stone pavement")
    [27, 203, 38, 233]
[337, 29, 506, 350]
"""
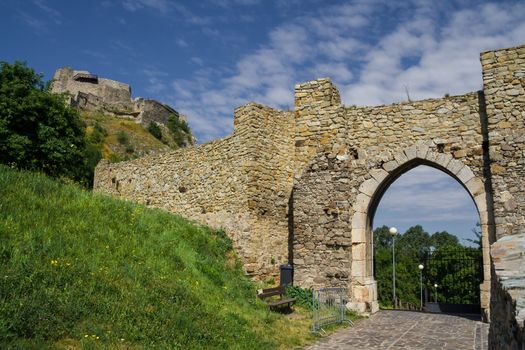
[303, 310, 489, 350]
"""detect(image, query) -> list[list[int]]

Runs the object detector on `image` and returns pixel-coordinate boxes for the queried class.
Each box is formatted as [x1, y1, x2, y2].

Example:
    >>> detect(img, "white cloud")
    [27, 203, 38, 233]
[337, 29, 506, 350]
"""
[33, 0, 62, 24]
[122, 0, 171, 13]
[374, 165, 480, 237]
[176, 38, 188, 48]
[159, 1, 524, 142]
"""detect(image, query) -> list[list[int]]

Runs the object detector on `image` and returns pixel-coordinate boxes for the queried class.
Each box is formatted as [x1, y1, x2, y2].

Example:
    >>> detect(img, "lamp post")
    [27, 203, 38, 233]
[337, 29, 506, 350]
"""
[389, 227, 398, 308]
[418, 264, 424, 310]
[434, 283, 438, 303]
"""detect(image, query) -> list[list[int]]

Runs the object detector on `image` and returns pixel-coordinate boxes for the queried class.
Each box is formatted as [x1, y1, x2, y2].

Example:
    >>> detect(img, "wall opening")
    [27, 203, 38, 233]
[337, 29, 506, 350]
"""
[369, 163, 485, 313]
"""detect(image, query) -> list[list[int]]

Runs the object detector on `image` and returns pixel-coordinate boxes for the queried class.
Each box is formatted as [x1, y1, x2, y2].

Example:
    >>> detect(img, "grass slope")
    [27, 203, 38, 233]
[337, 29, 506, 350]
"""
[0, 166, 314, 349]
[83, 111, 172, 162]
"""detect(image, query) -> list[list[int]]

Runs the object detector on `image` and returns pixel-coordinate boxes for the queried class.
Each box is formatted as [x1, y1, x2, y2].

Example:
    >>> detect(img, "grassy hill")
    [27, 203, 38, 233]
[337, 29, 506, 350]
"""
[0, 166, 314, 349]
[82, 111, 183, 163]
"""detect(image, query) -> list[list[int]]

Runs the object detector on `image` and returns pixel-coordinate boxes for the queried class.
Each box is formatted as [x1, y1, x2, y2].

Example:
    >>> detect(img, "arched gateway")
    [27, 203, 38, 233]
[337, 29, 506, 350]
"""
[95, 45, 524, 342]
[292, 145, 493, 316]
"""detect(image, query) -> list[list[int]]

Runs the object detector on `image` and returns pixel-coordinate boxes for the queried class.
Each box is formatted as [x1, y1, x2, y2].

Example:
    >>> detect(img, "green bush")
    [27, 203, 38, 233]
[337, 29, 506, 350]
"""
[88, 122, 107, 145]
[286, 285, 314, 309]
[116, 130, 129, 145]
[0, 61, 89, 184]
[147, 121, 162, 140]
[167, 114, 191, 147]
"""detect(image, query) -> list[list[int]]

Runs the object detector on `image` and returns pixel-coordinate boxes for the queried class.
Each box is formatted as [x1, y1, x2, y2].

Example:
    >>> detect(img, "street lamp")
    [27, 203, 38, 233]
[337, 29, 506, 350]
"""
[434, 283, 438, 303]
[389, 227, 398, 308]
[418, 264, 424, 310]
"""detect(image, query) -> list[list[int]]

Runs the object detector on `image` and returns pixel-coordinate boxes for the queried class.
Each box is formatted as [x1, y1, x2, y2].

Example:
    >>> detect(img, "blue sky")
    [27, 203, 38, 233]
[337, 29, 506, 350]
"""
[374, 166, 479, 245]
[2, 0, 524, 243]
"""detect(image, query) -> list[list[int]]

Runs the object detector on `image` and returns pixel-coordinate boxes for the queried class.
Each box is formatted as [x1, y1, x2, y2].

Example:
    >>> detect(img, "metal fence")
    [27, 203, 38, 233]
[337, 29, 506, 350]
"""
[312, 287, 352, 333]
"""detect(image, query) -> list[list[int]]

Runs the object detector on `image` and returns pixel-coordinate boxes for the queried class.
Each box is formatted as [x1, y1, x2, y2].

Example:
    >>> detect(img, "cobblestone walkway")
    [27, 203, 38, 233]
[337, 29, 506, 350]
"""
[304, 310, 489, 350]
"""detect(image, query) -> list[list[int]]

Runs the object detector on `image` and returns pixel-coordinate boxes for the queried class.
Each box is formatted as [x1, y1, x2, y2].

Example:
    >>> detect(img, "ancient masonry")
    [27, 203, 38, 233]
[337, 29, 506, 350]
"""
[94, 44, 525, 348]
[51, 67, 186, 128]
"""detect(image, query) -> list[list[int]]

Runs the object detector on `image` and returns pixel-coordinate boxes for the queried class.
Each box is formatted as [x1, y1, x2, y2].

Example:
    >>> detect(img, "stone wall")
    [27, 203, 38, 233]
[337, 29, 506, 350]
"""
[95, 102, 295, 279]
[51, 67, 187, 129]
[52, 67, 132, 111]
[94, 44, 525, 331]
[292, 92, 492, 314]
[489, 233, 525, 349]
[481, 45, 525, 240]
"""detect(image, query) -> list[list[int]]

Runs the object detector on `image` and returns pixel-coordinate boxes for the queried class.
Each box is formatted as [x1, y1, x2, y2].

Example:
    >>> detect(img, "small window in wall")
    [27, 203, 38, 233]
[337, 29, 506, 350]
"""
[73, 73, 99, 84]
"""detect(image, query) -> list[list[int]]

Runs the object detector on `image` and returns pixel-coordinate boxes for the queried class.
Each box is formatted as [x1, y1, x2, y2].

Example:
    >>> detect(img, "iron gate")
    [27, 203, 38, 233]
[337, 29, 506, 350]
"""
[312, 287, 352, 333]
[423, 247, 483, 314]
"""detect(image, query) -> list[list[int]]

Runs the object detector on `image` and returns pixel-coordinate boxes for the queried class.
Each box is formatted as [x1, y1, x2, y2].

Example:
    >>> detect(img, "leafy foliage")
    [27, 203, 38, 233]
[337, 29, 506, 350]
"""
[285, 285, 314, 309]
[167, 114, 192, 147]
[88, 122, 107, 145]
[116, 130, 130, 145]
[0, 61, 89, 184]
[374, 225, 482, 308]
[147, 121, 162, 140]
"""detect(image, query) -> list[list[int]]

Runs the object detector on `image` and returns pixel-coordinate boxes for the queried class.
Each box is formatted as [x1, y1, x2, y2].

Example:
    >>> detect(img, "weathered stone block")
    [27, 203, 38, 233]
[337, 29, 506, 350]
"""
[370, 168, 389, 183]
[465, 177, 485, 197]
[358, 178, 379, 197]
[382, 160, 398, 172]
[456, 165, 475, 184]
[352, 243, 367, 260]
[351, 260, 366, 278]
[353, 193, 371, 213]
[351, 228, 367, 243]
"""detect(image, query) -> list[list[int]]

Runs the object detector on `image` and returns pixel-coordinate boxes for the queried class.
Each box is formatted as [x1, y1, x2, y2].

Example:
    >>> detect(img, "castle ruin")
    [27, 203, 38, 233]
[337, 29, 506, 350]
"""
[51, 67, 186, 128]
[94, 44, 525, 348]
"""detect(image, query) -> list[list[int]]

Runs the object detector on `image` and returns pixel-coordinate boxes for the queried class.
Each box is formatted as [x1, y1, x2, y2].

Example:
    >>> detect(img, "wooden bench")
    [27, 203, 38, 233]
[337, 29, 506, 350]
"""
[257, 285, 296, 311]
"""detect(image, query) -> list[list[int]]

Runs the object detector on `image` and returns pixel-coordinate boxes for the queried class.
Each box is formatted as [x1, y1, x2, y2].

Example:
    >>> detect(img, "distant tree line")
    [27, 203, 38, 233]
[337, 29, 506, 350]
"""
[374, 224, 482, 308]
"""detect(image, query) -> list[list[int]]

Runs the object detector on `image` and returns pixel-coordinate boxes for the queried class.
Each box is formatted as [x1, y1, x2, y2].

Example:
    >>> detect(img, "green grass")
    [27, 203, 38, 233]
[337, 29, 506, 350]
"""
[0, 166, 320, 349]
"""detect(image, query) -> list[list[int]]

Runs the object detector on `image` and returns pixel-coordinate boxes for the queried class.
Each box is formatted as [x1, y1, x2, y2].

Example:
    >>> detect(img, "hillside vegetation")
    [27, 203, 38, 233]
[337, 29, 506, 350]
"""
[0, 166, 314, 349]
[82, 111, 172, 163]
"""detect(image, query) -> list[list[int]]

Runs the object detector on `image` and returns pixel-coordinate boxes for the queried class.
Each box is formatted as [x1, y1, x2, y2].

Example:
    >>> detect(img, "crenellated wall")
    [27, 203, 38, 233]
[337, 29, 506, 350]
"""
[94, 44, 525, 346]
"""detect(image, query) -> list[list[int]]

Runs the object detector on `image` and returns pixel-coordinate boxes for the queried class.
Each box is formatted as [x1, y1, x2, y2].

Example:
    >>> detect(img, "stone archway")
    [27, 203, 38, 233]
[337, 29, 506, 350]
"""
[349, 145, 492, 318]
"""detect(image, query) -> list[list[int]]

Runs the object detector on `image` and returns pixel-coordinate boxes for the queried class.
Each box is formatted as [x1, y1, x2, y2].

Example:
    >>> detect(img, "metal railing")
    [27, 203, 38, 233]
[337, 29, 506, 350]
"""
[312, 287, 352, 333]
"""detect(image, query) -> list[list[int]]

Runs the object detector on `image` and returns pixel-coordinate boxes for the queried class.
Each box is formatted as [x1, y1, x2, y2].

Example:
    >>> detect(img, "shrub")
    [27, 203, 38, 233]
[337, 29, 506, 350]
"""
[167, 114, 192, 147]
[285, 285, 314, 309]
[147, 121, 162, 140]
[88, 122, 107, 145]
[125, 144, 134, 154]
[116, 130, 129, 145]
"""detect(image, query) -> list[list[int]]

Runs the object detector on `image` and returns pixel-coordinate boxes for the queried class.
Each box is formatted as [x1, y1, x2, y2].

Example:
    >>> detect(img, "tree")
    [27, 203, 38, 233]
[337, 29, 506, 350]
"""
[374, 224, 483, 308]
[430, 231, 460, 249]
[397, 225, 431, 258]
[373, 225, 391, 249]
[0, 61, 89, 183]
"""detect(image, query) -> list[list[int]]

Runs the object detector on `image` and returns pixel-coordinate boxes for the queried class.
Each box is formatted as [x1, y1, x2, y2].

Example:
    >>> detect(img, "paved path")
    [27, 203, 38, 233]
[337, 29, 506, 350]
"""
[304, 310, 489, 350]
